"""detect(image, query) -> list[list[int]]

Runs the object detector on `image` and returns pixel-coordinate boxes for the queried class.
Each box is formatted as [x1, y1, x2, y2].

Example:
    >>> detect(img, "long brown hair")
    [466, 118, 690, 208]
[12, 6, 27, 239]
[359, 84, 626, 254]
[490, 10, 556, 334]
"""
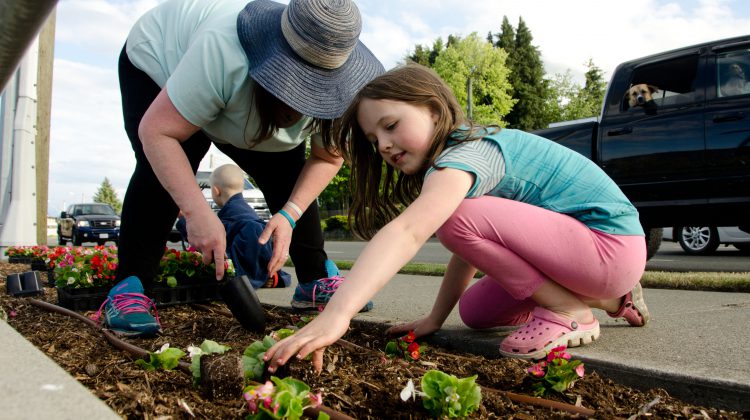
[248, 84, 337, 154]
[336, 64, 485, 239]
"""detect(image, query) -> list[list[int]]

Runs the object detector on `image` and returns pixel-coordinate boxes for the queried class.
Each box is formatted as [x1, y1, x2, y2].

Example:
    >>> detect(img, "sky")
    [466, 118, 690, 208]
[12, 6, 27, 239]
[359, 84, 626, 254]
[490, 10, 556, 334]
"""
[25, 0, 750, 215]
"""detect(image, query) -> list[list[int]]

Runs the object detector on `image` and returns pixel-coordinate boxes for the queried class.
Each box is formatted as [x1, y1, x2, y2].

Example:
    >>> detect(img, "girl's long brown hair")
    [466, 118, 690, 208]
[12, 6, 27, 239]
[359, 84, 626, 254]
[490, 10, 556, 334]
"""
[336, 64, 485, 239]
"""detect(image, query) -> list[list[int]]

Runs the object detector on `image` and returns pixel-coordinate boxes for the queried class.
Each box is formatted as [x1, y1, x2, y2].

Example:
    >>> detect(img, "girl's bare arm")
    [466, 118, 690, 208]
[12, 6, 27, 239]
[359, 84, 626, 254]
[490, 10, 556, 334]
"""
[265, 167, 473, 372]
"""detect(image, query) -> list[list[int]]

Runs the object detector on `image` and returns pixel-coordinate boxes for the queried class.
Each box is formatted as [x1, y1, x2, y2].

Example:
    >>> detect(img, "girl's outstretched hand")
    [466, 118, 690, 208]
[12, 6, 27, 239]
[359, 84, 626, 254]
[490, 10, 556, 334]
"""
[385, 316, 441, 340]
[258, 213, 294, 275]
[264, 311, 351, 374]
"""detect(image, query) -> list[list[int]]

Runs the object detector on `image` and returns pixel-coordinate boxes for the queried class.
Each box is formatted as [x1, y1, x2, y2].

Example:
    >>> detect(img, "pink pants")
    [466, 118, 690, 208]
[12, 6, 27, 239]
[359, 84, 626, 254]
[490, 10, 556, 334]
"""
[435, 196, 646, 329]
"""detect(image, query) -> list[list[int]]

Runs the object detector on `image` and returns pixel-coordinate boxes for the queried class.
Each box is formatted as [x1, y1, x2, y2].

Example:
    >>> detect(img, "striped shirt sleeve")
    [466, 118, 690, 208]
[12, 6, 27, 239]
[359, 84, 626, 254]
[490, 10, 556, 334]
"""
[427, 139, 506, 198]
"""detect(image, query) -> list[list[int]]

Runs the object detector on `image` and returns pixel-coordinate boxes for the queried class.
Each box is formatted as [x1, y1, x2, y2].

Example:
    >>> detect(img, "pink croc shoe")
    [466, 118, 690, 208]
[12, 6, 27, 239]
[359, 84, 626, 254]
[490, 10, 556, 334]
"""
[499, 307, 600, 360]
[607, 283, 650, 327]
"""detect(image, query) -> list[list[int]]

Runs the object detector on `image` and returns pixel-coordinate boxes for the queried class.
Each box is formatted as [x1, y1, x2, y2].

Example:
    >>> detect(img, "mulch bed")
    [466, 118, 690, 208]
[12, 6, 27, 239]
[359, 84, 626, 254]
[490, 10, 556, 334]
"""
[0, 262, 744, 419]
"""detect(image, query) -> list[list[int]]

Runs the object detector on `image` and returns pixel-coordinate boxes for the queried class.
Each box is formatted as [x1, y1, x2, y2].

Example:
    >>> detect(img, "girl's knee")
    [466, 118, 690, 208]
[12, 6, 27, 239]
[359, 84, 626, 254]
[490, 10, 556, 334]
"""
[435, 200, 483, 247]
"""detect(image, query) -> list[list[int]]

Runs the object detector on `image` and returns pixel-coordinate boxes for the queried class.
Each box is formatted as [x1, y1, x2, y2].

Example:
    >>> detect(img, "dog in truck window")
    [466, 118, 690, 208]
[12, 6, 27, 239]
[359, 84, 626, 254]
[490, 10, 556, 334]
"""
[720, 63, 747, 97]
[625, 83, 659, 115]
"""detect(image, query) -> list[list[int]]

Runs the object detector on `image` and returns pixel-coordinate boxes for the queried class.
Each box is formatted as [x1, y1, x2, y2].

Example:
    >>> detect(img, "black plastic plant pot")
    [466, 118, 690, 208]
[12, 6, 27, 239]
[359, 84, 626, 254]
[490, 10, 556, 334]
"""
[219, 275, 266, 332]
[6, 271, 43, 297]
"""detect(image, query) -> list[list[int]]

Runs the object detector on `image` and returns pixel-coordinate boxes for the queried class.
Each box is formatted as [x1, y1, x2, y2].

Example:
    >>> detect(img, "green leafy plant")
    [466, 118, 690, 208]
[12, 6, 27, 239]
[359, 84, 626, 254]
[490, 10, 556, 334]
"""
[187, 340, 232, 385]
[400, 370, 481, 418]
[526, 345, 585, 396]
[243, 329, 295, 381]
[135, 343, 186, 371]
[243, 376, 327, 420]
[384, 330, 422, 362]
[157, 248, 236, 285]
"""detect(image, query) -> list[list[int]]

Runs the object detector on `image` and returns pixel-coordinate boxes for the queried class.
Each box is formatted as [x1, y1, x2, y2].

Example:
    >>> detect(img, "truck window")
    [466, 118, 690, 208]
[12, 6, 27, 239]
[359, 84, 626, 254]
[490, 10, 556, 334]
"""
[717, 49, 750, 97]
[623, 54, 700, 111]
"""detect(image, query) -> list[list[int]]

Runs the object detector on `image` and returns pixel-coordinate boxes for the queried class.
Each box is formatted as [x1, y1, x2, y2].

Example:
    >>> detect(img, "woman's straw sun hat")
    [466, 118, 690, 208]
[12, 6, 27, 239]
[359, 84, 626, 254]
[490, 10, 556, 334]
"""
[238, 0, 384, 119]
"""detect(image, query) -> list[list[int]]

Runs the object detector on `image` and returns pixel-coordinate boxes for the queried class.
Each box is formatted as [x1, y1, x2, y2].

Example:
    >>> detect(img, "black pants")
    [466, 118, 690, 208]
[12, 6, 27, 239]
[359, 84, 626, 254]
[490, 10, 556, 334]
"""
[116, 46, 328, 289]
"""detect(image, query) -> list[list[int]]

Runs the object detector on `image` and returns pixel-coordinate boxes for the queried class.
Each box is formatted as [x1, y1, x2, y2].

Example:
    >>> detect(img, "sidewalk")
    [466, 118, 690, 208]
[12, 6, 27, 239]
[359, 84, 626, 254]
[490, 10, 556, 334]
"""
[257, 272, 750, 413]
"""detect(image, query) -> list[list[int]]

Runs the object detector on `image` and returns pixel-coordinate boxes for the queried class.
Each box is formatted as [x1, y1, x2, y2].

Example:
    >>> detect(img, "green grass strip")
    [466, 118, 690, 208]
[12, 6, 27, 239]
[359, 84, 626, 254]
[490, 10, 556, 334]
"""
[326, 260, 750, 293]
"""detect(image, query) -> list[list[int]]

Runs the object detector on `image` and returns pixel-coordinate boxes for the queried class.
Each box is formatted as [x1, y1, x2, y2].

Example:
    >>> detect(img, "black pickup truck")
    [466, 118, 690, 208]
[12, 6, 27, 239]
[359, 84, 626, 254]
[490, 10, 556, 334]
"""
[534, 35, 750, 257]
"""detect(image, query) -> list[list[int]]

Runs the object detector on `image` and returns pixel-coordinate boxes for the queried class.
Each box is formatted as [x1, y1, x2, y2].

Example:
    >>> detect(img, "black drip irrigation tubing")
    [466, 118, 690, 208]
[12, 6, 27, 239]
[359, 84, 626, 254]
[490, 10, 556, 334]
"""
[27, 299, 352, 420]
[191, 303, 597, 417]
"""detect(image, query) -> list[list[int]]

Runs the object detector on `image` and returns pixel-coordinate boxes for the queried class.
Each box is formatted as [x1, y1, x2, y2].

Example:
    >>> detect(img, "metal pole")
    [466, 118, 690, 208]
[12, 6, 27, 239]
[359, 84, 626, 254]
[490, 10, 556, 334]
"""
[0, 0, 58, 93]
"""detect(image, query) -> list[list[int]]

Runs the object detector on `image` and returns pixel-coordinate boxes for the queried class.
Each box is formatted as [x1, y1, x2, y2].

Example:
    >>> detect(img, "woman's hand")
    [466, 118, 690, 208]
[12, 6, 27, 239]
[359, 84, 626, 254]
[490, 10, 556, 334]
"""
[264, 311, 350, 374]
[385, 316, 442, 340]
[184, 208, 227, 280]
[258, 213, 294, 275]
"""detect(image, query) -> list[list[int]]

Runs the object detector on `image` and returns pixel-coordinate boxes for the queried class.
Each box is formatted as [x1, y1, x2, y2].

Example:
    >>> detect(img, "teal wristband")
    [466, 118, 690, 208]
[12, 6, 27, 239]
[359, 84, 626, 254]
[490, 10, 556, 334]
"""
[278, 209, 296, 229]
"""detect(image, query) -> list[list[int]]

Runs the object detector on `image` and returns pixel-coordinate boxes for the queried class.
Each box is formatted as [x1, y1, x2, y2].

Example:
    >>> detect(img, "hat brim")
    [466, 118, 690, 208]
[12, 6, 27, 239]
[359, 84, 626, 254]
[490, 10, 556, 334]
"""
[238, 0, 384, 119]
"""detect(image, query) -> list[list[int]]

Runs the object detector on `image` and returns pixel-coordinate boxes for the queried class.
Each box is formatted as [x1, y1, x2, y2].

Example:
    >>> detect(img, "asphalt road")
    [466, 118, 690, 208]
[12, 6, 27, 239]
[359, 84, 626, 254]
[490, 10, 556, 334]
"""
[49, 236, 750, 273]
[324, 239, 750, 273]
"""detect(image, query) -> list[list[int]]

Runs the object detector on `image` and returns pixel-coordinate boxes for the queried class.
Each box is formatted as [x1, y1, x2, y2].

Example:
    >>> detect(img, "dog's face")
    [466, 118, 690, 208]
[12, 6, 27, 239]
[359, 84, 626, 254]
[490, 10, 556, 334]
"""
[728, 63, 745, 80]
[626, 84, 659, 108]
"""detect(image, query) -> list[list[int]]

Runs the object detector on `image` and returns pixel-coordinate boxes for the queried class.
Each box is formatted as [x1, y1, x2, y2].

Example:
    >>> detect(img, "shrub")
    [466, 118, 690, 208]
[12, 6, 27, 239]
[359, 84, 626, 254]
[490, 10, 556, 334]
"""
[323, 215, 349, 233]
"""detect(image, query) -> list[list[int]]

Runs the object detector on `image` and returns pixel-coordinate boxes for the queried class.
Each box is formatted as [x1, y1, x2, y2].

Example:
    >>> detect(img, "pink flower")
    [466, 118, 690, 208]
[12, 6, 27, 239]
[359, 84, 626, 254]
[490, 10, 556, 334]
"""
[547, 345, 571, 362]
[308, 391, 323, 408]
[527, 361, 546, 378]
[575, 364, 585, 378]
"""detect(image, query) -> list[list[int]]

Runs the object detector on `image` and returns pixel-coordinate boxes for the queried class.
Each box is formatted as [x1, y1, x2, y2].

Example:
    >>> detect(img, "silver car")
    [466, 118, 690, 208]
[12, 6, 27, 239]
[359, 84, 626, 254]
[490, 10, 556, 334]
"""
[663, 226, 750, 255]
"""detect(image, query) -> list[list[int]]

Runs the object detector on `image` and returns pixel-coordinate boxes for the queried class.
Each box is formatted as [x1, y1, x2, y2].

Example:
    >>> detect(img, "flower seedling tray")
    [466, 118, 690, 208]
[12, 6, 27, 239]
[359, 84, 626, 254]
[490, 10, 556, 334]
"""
[151, 277, 222, 307]
[56, 285, 110, 311]
[56, 277, 223, 311]
[30, 260, 48, 272]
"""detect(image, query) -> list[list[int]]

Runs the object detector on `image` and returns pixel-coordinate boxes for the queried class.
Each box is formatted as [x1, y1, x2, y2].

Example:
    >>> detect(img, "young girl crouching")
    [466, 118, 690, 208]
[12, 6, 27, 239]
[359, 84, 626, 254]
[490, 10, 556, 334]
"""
[264, 64, 649, 372]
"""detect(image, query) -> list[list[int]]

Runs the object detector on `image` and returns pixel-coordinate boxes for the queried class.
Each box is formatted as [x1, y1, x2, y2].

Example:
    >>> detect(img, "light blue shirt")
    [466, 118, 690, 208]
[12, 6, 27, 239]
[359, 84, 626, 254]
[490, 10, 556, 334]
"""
[125, 0, 318, 152]
[428, 129, 644, 235]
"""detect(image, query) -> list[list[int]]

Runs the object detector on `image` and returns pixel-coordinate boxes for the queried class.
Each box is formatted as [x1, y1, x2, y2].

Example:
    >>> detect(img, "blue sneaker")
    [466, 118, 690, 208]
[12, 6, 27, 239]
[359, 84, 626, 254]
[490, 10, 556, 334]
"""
[291, 260, 373, 312]
[94, 276, 161, 337]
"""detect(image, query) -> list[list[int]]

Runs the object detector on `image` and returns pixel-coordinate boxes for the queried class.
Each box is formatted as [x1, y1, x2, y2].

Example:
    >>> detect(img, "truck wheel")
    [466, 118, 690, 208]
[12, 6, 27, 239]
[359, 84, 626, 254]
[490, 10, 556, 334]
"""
[644, 228, 662, 260]
[72, 231, 83, 246]
[57, 232, 66, 246]
[676, 226, 719, 255]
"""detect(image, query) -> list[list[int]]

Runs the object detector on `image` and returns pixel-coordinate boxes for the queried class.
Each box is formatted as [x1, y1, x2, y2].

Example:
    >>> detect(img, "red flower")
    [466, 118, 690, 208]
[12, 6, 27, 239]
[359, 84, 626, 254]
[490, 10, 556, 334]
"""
[407, 342, 420, 360]
[403, 331, 416, 343]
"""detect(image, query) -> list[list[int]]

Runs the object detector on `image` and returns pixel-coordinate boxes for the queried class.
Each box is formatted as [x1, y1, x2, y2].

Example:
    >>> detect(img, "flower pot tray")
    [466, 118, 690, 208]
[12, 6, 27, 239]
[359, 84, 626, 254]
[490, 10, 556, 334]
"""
[7, 256, 47, 272]
[56, 277, 223, 311]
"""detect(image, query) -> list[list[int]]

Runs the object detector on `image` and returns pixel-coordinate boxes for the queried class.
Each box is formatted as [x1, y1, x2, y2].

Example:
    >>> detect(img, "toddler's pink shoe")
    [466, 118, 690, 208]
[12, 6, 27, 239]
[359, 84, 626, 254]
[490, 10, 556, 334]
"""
[607, 283, 650, 327]
[499, 307, 600, 360]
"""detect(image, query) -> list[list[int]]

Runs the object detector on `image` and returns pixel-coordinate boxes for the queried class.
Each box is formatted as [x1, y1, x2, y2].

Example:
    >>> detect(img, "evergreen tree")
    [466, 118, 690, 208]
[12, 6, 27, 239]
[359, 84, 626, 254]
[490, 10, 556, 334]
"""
[494, 16, 515, 52]
[502, 17, 549, 130]
[93, 177, 122, 214]
[407, 37, 444, 67]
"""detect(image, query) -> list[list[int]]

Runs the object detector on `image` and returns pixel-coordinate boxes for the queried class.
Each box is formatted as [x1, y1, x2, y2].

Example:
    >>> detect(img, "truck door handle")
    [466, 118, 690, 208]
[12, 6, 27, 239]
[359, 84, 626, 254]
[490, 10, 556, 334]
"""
[713, 112, 745, 123]
[607, 127, 633, 136]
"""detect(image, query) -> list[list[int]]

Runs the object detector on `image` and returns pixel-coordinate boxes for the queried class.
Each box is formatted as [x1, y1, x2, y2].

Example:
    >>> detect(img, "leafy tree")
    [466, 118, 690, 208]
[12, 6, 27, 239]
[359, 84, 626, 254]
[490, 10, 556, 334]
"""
[93, 177, 122, 214]
[544, 59, 607, 123]
[318, 163, 351, 212]
[493, 16, 549, 130]
[432, 33, 515, 125]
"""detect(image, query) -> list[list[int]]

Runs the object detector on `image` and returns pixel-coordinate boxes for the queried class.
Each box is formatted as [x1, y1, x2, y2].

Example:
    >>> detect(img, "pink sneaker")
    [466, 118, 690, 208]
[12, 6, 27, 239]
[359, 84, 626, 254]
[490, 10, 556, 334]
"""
[499, 307, 600, 360]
